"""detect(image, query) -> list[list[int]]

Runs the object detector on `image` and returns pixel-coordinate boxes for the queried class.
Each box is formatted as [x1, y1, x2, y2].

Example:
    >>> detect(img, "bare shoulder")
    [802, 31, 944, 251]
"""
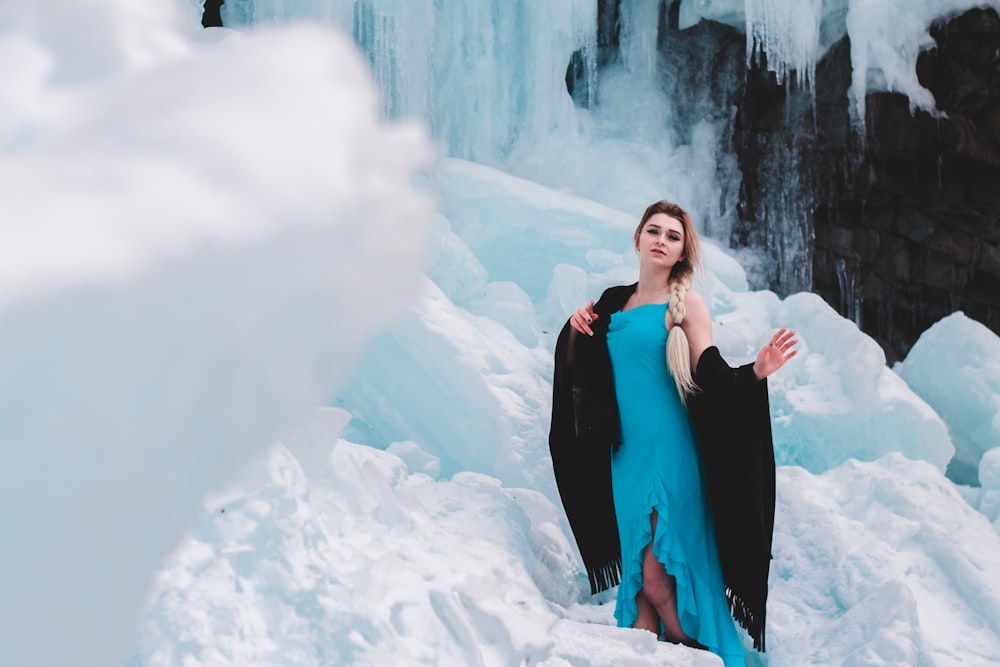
[683, 289, 710, 324]
[681, 288, 713, 362]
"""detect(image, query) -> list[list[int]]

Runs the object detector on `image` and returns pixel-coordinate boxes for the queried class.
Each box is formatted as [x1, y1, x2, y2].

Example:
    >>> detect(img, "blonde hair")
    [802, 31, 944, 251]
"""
[635, 201, 702, 403]
[667, 280, 698, 402]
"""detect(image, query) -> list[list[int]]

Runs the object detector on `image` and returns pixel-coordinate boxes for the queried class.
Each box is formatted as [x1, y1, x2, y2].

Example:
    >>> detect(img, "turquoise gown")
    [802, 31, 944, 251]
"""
[607, 303, 746, 667]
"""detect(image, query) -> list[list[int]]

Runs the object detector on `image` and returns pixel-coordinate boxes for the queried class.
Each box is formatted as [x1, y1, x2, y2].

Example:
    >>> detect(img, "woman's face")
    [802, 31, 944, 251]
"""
[635, 213, 685, 269]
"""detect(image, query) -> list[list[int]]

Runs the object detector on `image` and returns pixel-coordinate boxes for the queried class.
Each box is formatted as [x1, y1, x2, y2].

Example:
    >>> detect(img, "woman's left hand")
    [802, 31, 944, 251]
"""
[753, 328, 799, 380]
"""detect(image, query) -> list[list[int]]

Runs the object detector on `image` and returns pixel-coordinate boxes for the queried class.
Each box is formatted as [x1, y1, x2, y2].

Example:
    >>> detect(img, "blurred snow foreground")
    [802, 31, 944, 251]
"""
[0, 2, 433, 666]
[1, 3, 999, 667]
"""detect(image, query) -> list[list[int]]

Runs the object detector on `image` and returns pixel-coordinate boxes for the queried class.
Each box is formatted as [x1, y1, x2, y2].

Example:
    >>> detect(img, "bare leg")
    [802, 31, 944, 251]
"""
[633, 511, 706, 648]
[633, 589, 659, 634]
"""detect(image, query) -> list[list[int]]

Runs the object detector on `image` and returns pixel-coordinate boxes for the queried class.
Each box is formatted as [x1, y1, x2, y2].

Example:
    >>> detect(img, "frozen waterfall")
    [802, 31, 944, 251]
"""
[2, 1, 999, 666]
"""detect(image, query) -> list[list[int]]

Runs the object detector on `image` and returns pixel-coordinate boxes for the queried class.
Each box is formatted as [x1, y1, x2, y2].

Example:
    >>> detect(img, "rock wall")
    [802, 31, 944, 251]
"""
[812, 8, 1000, 362]
[669, 5, 1000, 363]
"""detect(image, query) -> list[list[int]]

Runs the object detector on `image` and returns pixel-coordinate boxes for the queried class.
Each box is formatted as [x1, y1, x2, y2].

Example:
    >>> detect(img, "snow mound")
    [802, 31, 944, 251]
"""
[770, 454, 1000, 666]
[132, 425, 718, 667]
[895, 311, 1000, 485]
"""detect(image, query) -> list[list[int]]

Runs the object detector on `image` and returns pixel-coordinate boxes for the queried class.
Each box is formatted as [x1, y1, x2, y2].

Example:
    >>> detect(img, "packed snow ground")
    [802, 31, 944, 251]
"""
[2, 1, 999, 666]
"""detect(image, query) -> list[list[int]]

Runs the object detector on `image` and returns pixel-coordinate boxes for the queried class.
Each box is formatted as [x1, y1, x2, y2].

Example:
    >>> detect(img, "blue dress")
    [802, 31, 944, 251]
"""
[607, 303, 746, 667]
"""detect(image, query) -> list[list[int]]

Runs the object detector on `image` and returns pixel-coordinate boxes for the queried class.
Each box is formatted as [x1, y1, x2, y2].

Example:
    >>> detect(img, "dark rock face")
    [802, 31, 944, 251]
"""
[732, 57, 818, 294]
[644, 5, 1000, 362]
[202, 0, 224, 28]
[812, 8, 1000, 362]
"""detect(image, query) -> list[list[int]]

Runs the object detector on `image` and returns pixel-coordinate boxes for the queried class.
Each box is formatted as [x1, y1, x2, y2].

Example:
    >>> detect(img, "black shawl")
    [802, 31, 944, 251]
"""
[548, 283, 775, 651]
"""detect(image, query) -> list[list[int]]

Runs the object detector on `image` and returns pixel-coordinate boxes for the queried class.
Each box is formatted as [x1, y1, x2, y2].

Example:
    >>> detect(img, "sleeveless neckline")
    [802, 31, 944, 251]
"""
[619, 301, 668, 314]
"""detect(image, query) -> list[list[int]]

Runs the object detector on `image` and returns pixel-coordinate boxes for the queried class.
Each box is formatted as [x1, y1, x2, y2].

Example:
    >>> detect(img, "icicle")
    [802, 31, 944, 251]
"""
[573, 0, 600, 110]
[619, 0, 662, 83]
[835, 257, 863, 328]
[744, 0, 822, 89]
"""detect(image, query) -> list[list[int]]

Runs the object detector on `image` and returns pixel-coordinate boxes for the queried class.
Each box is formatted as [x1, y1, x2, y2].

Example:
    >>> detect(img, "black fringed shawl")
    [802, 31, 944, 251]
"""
[548, 283, 775, 652]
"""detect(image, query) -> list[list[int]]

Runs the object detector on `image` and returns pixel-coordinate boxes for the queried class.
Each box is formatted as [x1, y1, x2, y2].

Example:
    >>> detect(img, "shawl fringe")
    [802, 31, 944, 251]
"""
[726, 586, 766, 651]
[588, 558, 622, 595]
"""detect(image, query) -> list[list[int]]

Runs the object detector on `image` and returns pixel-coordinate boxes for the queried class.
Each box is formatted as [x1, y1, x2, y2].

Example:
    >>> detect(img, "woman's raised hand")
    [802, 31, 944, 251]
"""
[569, 300, 598, 336]
[753, 328, 799, 380]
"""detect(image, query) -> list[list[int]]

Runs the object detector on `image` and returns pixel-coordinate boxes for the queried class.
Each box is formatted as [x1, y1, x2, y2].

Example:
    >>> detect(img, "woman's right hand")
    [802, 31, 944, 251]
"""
[569, 300, 598, 336]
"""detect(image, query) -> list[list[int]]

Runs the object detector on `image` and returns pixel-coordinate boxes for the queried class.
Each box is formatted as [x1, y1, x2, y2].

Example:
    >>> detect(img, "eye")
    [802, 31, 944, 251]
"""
[646, 227, 659, 234]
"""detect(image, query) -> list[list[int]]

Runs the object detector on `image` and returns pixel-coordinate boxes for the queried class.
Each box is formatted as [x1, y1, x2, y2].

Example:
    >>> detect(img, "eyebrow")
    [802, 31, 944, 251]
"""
[645, 223, 683, 237]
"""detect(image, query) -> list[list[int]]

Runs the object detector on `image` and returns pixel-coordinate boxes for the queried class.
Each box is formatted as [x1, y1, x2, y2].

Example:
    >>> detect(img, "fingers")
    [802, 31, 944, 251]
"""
[756, 328, 800, 379]
[570, 300, 598, 336]
[769, 327, 798, 352]
[782, 333, 799, 356]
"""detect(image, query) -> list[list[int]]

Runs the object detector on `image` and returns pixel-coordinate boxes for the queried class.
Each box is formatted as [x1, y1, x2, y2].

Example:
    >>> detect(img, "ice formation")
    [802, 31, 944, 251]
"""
[2, 1, 999, 667]
[678, 0, 994, 125]
[895, 312, 1000, 485]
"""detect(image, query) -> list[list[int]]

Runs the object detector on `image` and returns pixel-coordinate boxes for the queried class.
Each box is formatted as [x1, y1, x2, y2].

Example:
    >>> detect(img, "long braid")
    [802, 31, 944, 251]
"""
[666, 280, 698, 402]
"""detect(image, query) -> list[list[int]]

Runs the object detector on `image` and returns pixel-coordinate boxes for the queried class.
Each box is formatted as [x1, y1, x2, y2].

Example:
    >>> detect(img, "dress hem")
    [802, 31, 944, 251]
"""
[614, 480, 746, 667]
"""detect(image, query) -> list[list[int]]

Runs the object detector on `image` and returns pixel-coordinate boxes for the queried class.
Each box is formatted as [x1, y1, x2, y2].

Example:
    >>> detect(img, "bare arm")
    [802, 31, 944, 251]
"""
[677, 290, 712, 373]
[679, 290, 798, 379]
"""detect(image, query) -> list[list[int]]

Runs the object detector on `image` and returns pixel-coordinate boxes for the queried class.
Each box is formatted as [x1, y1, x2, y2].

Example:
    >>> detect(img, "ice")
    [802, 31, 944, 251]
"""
[129, 427, 1000, 666]
[696, 286, 955, 474]
[745, 0, 824, 86]
[679, 0, 991, 126]
[0, 3, 433, 665]
[476, 281, 540, 348]
[222, 0, 598, 167]
[895, 312, 1000, 485]
[4, 1, 1000, 666]
[770, 454, 1000, 666]
[334, 277, 558, 495]
[424, 213, 490, 307]
[842, 0, 997, 127]
[437, 158, 748, 314]
[130, 433, 719, 666]
[678, 0, 748, 32]
[619, 0, 663, 83]
[980, 448, 1000, 531]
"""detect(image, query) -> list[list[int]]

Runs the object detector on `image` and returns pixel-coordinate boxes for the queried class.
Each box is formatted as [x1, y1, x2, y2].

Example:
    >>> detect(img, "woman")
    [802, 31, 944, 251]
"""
[549, 201, 797, 667]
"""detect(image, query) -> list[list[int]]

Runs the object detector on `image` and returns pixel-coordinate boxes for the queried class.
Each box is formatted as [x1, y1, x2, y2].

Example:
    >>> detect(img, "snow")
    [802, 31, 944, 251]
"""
[2, 1, 1000, 667]
[129, 432, 724, 666]
[771, 455, 1000, 666]
[895, 312, 1000, 485]
[980, 448, 1000, 531]
[0, 4, 433, 666]
[128, 427, 1000, 666]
